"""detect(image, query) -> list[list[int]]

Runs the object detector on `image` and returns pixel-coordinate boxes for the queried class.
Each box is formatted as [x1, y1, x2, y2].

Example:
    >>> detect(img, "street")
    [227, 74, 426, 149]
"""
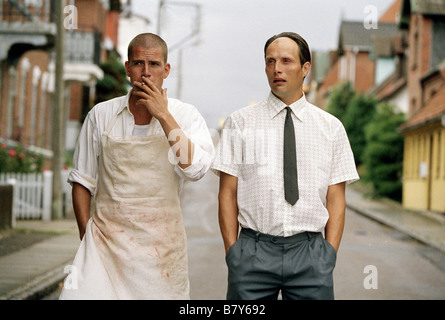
[44, 170, 445, 300]
[336, 208, 445, 299]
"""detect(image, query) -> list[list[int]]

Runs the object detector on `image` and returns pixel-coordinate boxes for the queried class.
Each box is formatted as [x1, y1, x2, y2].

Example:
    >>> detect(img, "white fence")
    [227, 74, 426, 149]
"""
[0, 170, 72, 221]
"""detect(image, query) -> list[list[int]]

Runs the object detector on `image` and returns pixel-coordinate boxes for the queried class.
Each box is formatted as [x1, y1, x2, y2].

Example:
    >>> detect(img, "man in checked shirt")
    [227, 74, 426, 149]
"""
[212, 32, 359, 300]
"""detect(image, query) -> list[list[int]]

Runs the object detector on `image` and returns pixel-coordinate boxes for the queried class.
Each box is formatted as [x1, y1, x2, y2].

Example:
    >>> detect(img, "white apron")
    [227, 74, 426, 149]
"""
[60, 114, 189, 300]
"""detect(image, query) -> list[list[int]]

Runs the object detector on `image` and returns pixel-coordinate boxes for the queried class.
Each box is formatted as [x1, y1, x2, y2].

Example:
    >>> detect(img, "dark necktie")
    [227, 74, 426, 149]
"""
[284, 107, 299, 205]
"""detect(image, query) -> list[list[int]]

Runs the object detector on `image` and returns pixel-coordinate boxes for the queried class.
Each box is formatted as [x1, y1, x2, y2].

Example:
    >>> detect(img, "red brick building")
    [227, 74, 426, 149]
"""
[0, 0, 121, 165]
[311, 3, 401, 109]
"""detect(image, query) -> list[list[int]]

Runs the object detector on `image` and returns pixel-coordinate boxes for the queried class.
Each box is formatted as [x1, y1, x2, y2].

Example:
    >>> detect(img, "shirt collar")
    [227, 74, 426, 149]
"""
[268, 92, 307, 121]
[117, 90, 133, 115]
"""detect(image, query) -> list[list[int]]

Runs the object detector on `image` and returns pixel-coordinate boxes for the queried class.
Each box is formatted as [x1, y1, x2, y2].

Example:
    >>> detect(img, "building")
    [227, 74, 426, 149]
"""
[310, 0, 444, 214]
[311, 17, 400, 109]
[368, 0, 409, 114]
[398, 0, 445, 214]
[0, 0, 120, 167]
[0, 0, 57, 158]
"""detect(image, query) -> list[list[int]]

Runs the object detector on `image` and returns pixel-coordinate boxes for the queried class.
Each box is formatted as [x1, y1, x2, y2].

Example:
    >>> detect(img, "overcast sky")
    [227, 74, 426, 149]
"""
[131, 0, 395, 128]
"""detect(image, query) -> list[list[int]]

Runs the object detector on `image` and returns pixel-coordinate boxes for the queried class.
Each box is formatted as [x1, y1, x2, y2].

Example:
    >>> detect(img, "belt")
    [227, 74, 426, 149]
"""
[241, 228, 321, 244]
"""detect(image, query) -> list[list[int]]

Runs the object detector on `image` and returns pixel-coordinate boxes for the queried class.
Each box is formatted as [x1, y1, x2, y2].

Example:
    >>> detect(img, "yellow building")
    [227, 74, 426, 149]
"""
[399, 81, 445, 213]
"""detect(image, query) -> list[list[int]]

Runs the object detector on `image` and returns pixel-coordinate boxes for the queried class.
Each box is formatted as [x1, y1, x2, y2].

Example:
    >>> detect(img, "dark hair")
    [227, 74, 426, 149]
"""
[128, 33, 168, 63]
[264, 32, 311, 66]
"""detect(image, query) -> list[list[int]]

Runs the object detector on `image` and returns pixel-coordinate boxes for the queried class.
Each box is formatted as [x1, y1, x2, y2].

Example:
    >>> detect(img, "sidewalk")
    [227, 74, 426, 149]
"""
[0, 219, 80, 300]
[0, 186, 444, 300]
[346, 187, 445, 253]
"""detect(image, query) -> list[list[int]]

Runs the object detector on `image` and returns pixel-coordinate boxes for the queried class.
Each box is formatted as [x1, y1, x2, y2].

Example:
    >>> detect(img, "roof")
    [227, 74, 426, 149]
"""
[400, 0, 445, 29]
[399, 84, 445, 132]
[379, 0, 402, 23]
[372, 35, 396, 56]
[338, 20, 400, 53]
[371, 74, 406, 101]
[408, 0, 445, 14]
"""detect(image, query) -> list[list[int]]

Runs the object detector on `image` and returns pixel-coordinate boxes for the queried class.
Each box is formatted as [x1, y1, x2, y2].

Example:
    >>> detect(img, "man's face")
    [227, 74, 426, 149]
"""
[265, 37, 311, 104]
[125, 46, 170, 92]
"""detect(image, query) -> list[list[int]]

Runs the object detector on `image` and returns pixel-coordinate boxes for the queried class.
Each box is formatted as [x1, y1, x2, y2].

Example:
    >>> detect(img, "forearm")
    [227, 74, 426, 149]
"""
[158, 113, 195, 170]
[218, 173, 239, 254]
[219, 197, 239, 254]
[325, 182, 346, 252]
[72, 183, 92, 240]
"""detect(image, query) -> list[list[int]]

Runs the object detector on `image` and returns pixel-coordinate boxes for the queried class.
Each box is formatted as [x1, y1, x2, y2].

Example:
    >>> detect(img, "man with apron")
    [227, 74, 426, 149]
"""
[60, 33, 215, 300]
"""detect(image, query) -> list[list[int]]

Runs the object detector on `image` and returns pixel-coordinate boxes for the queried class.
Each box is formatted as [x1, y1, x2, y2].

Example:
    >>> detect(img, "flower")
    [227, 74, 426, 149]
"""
[8, 149, 17, 157]
[0, 138, 45, 173]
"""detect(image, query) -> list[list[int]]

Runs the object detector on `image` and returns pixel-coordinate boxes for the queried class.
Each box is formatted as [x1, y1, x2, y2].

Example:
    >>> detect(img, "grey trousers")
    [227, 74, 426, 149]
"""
[225, 228, 337, 300]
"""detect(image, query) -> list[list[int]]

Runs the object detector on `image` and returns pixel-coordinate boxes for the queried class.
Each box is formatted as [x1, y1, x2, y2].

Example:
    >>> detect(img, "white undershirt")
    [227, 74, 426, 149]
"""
[132, 124, 150, 136]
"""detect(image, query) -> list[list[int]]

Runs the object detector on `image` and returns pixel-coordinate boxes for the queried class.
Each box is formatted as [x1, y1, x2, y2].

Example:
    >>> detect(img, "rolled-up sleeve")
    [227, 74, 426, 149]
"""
[173, 105, 215, 182]
[67, 111, 100, 195]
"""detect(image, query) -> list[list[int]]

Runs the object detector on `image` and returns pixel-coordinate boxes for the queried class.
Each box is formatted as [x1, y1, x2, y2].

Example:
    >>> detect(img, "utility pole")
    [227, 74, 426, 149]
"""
[177, 49, 183, 99]
[157, 0, 165, 35]
[156, 0, 201, 100]
[51, 0, 66, 220]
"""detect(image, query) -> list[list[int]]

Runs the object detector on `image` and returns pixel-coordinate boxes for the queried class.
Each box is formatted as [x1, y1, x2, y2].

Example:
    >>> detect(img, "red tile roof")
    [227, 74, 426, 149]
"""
[399, 85, 445, 132]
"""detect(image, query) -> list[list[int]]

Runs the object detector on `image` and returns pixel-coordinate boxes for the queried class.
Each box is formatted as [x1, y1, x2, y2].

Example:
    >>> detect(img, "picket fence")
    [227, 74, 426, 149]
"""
[0, 170, 72, 221]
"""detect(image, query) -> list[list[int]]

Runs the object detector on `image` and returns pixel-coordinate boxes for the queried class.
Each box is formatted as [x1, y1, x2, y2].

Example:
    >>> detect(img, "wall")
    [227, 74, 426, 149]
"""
[0, 50, 51, 149]
[402, 123, 445, 213]
[407, 14, 432, 116]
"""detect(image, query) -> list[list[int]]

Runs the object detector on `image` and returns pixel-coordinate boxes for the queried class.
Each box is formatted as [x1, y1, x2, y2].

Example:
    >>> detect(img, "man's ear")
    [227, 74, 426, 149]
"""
[164, 62, 171, 79]
[125, 61, 130, 77]
[302, 62, 311, 78]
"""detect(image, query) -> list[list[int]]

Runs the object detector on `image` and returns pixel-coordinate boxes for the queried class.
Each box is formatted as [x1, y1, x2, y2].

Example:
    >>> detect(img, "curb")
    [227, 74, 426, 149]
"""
[0, 260, 70, 300]
[346, 202, 445, 253]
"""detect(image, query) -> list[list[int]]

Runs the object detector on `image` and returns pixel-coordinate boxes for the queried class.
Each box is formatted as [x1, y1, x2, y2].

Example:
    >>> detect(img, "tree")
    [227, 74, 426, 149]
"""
[95, 52, 129, 105]
[326, 81, 356, 121]
[363, 103, 405, 201]
[342, 93, 378, 165]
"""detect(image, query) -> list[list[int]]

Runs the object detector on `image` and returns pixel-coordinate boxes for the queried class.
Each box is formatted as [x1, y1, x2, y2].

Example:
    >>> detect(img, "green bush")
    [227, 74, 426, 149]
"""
[363, 103, 405, 201]
[342, 94, 378, 165]
[95, 53, 129, 105]
[326, 83, 405, 202]
[326, 81, 356, 120]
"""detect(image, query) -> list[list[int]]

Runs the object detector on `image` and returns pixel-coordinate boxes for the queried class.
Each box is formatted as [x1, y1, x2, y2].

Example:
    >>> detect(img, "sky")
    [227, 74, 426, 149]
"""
[131, 0, 395, 128]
